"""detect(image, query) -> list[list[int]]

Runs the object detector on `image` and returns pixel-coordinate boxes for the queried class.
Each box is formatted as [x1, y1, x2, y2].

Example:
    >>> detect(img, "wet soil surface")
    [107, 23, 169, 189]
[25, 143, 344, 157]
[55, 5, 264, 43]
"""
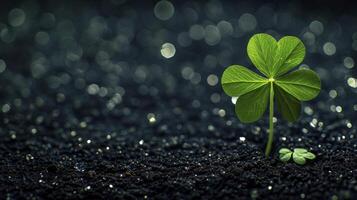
[0, 82, 357, 200]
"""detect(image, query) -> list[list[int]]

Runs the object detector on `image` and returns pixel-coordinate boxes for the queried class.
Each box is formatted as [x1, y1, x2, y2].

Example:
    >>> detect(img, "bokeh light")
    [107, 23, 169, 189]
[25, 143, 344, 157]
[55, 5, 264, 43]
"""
[8, 8, 26, 27]
[323, 42, 336, 55]
[154, 0, 175, 21]
[160, 42, 176, 58]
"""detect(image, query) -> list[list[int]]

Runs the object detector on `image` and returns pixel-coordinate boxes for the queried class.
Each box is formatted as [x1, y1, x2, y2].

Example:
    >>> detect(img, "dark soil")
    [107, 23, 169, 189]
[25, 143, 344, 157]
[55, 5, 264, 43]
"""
[1, 81, 357, 200]
[1, 127, 357, 200]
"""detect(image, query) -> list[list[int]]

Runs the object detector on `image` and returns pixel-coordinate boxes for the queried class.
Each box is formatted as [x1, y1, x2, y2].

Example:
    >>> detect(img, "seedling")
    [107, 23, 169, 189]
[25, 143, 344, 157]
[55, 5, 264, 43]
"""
[279, 148, 316, 165]
[221, 33, 321, 157]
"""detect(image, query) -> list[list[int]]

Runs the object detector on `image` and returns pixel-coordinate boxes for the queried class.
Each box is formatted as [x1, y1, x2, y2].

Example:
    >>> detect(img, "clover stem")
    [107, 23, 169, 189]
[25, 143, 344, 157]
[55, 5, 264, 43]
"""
[265, 81, 274, 157]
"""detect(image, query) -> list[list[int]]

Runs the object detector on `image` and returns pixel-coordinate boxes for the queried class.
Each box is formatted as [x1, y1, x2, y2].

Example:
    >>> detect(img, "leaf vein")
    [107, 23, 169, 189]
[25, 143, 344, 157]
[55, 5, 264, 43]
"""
[276, 81, 320, 90]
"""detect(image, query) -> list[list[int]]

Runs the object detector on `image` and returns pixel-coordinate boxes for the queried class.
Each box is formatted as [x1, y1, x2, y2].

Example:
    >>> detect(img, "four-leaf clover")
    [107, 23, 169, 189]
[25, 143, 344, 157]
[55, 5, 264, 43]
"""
[279, 148, 316, 165]
[221, 33, 321, 156]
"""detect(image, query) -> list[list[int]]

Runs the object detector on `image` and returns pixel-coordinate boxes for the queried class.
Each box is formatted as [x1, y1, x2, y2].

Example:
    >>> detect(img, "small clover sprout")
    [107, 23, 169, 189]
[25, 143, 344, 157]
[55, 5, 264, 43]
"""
[279, 148, 316, 165]
[221, 33, 321, 157]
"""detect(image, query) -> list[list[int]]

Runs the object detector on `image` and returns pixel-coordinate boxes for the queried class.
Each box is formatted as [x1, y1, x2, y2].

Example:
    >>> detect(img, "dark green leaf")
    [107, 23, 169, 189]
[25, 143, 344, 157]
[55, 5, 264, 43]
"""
[274, 86, 301, 122]
[235, 84, 270, 123]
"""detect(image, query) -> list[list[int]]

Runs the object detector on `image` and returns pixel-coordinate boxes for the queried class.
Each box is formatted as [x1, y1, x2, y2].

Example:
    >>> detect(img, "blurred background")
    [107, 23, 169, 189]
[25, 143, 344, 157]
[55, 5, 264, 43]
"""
[0, 0, 356, 144]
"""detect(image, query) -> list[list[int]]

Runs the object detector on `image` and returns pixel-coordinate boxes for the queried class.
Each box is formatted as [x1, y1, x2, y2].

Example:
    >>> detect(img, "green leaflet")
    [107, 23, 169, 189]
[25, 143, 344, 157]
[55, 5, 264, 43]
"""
[221, 65, 267, 97]
[279, 148, 316, 165]
[247, 33, 278, 77]
[294, 148, 316, 160]
[294, 148, 308, 154]
[279, 148, 293, 162]
[273, 36, 306, 77]
[276, 69, 321, 101]
[274, 86, 301, 122]
[279, 152, 292, 162]
[279, 148, 292, 154]
[235, 84, 269, 123]
[279, 152, 293, 162]
[303, 152, 316, 160]
[247, 34, 306, 78]
[293, 153, 306, 165]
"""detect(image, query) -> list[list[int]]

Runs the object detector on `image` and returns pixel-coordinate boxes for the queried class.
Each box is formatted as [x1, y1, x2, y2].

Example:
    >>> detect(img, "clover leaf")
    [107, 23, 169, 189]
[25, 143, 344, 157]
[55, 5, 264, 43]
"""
[278, 148, 292, 162]
[221, 33, 321, 157]
[279, 148, 316, 165]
